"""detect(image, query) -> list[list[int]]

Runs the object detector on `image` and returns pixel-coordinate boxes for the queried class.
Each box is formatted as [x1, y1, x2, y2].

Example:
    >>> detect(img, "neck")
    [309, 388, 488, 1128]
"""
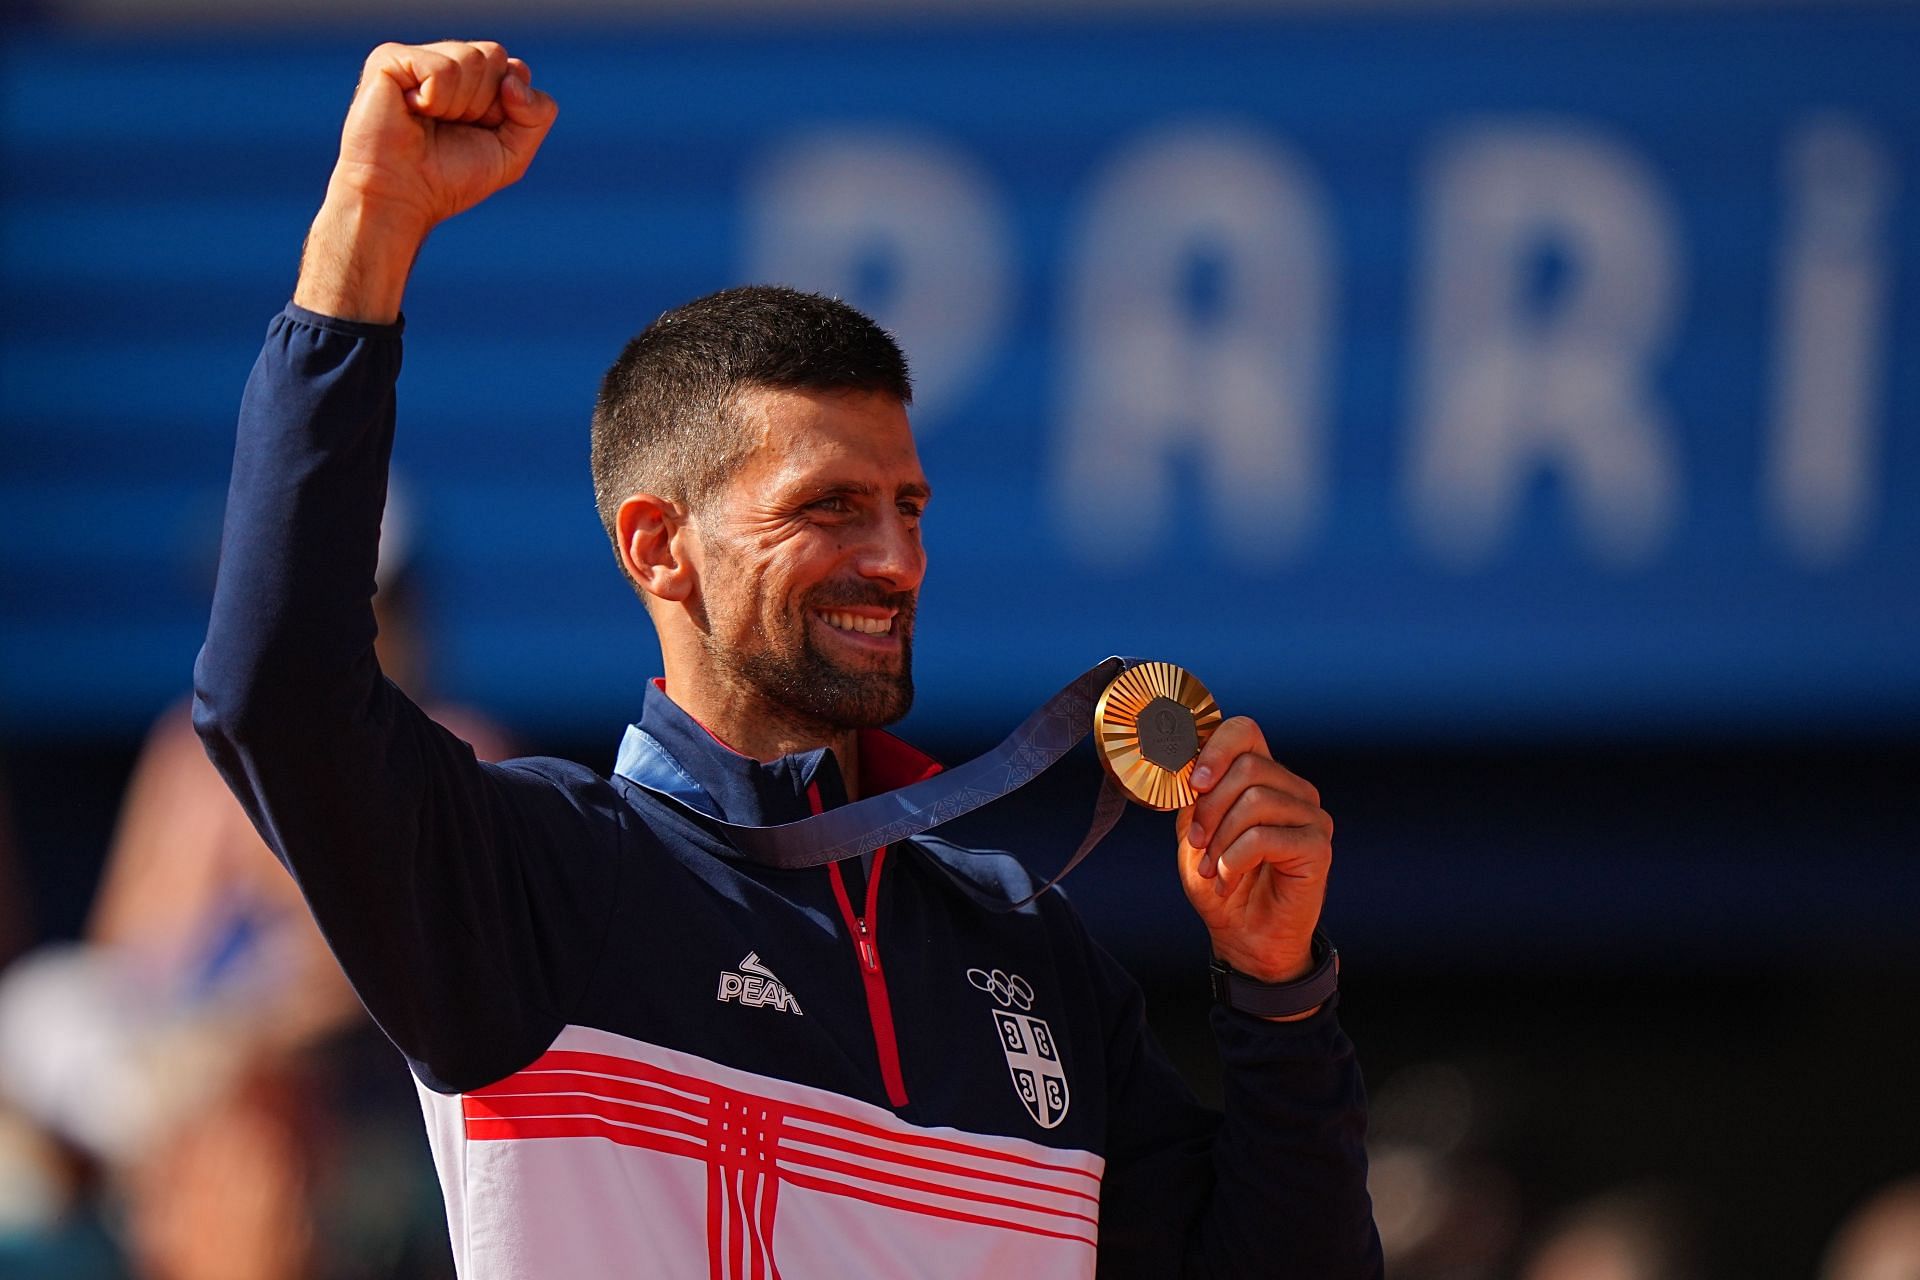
[659, 658, 862, 801]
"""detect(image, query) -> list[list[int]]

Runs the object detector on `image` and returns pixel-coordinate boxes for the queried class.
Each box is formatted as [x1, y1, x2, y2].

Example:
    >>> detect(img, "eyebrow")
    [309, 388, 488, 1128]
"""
[796, 480, 933, 503]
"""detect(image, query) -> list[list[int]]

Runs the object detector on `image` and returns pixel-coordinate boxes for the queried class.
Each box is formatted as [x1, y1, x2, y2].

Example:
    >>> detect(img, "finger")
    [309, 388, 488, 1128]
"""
[472, 59, 529, 130]
[1197, 784, 1331, 872]
[1186, 748, 1272, 849]
[1187, 754, 1322, 852]
[1257, 758, 1320, 809]
[408, 48, 473, 116]
[1211, 824, 1330, 898]
[1184, 718, 1267, 847]
[400, 41, 491, 120]
[1192, 717, 1319, 808]
[376, 46, 459, 113]
[457, 42, 511, 122]
[495, 73, 559, 177]
[1187, 751, 1257, 850]
[1188, 716, 1268, 795]
[435, 41, 498, 121]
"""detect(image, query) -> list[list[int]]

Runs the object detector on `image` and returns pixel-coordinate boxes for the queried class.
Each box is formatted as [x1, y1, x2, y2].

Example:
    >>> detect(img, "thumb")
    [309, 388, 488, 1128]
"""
[495, 71, 558, 176]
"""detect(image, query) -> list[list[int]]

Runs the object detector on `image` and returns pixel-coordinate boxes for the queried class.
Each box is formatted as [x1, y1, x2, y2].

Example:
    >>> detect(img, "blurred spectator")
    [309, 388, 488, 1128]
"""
[1822, 1177, 1920, 1280]
[86, 564, 507, 1055]
[1366, 1061, 1522, 1279]
[1518, 1185, 1702, 1280]
[0, 1102, 121, 1279]
[91, 508, 501, 1277]
[1, 486, 501, 1279]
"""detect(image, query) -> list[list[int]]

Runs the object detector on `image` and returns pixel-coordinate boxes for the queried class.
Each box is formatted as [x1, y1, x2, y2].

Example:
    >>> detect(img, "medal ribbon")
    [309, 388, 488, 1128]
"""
[614, 656, 1142, 909]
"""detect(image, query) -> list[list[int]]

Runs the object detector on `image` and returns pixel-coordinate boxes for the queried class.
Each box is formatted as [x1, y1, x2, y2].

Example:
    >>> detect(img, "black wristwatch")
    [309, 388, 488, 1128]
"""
[1209, 931, 1339, 1019]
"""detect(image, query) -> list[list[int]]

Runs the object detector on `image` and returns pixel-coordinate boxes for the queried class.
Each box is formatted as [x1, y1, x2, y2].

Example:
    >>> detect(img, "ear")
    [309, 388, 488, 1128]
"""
[616, 493, 698, 604]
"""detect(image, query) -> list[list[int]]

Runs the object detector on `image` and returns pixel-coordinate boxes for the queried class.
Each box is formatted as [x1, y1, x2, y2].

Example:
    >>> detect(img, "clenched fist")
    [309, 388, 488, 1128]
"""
[295, 41, 559, 323]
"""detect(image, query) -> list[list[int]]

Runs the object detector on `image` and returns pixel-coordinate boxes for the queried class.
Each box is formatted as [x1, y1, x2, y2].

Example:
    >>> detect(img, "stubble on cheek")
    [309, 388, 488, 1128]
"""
[695, 522, 917, 729]
[734, 598, 916, 731]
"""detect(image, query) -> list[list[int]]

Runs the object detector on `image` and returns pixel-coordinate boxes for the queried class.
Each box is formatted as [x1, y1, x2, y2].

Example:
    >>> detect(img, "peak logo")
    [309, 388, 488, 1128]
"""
[716, 952, 803, 1016]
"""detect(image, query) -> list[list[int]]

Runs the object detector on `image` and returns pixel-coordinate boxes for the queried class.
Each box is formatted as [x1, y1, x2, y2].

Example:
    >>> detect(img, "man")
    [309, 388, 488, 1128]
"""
[194, 40, 1381, 1278]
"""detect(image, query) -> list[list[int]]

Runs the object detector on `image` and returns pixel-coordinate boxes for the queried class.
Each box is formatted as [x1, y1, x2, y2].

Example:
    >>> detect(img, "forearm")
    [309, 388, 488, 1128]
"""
[1191, 1004, 1382, 1278]
[292, 186, 430, 325]
[195, 306, 399, 738]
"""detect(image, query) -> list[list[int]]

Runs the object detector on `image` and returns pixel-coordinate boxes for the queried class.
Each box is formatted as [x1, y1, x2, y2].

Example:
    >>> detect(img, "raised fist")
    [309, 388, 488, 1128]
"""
[296, 42, 559, 321]
[330, 40, 559, 240]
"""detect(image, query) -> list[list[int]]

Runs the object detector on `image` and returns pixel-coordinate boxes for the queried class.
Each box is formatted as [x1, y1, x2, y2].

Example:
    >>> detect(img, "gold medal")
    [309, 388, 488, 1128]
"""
[1092, 661, 1223, 810]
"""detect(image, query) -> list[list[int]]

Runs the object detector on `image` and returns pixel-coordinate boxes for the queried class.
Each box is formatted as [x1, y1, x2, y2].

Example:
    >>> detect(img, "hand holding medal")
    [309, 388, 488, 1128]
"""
[1181, 719, 1333, 993]
[1094, 662, 1333, 995]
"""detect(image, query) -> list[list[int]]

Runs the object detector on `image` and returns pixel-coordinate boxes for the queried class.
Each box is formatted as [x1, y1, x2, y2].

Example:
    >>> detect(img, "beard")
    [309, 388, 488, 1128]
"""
[710, 587, 916, 733]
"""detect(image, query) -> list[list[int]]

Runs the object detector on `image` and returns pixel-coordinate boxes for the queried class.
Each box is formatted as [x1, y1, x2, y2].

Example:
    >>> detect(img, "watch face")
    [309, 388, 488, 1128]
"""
[1092, 661, 1223, 811]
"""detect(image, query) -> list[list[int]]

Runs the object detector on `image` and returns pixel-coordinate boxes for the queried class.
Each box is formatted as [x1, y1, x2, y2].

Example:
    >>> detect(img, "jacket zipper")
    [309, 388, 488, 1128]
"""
[826, 851, 908, 1108]
[814, 785, 909, 1107]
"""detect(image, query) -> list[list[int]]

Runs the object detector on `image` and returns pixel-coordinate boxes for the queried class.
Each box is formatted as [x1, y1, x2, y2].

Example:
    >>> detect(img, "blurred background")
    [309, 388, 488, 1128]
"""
[2, 0, 1917, 1276]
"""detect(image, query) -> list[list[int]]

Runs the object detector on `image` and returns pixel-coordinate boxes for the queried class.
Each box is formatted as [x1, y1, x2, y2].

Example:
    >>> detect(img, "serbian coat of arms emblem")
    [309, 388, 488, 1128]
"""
[968, 968, 1070, 1130]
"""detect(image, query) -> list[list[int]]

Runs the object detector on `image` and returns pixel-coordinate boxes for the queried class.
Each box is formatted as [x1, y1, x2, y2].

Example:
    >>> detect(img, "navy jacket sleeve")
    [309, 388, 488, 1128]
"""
[193, 305, 631, 1093]
[1088, 935, 1383, 1279]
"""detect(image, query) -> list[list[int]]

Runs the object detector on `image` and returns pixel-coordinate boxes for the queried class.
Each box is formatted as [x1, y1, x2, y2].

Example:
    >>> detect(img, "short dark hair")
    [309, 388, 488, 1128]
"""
[590, 285, 913, 564]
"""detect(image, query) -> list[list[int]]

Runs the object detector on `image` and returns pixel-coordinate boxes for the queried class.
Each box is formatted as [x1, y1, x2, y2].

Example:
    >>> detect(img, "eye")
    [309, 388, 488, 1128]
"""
[809, 496, 853, 515]
[897, 501, 924, 520]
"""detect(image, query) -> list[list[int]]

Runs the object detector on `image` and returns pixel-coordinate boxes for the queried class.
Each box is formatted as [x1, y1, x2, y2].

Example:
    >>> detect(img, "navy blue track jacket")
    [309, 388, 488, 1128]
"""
[192, 304, 1383, 1278]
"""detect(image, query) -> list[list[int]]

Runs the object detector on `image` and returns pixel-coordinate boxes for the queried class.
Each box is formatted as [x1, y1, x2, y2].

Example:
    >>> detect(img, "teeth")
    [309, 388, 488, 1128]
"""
[821, 611, 892, 636]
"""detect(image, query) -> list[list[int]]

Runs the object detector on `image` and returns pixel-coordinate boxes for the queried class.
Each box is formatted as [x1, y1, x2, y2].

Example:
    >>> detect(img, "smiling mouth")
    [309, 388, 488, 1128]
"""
[815, 609, 897, 637]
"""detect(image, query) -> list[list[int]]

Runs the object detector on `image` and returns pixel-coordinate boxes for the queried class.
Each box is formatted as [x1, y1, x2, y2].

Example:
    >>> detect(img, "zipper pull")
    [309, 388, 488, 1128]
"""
[855, 917, 878, 972]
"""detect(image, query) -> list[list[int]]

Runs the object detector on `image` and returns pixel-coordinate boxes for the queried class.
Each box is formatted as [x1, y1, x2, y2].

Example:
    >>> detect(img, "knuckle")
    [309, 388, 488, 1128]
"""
[1249, 782, 1284, 808]
[1227, 753, 1263, 784]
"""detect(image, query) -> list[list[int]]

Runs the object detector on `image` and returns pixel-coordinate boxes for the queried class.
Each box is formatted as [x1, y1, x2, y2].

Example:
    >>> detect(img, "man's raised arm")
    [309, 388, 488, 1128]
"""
[192, 45, 610, 1094]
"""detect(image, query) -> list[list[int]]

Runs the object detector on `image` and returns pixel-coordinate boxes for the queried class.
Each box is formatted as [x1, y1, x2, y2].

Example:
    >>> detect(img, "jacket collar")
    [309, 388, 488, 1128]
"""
[615, 678, 943, 831]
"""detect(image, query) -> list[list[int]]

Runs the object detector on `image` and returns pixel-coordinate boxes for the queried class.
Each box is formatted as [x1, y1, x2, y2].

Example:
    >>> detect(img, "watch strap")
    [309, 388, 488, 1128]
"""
[1209, 931, 1339, 1019]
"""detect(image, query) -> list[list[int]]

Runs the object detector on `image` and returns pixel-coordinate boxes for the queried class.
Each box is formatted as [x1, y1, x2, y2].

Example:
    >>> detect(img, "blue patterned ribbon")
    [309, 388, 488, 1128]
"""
[615, 656, 1142, 907]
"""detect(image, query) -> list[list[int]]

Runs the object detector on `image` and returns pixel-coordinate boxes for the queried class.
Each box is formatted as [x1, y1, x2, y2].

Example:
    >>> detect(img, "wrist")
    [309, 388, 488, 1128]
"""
[1209, 930, 1339, 1022]
[1206, 932, 1316, 985]
[292, 185, 432, 324]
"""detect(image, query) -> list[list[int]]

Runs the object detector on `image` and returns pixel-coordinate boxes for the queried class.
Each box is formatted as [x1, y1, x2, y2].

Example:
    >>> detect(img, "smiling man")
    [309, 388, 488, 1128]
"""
[597, 306, 929, 773]
[194, 40, 1382, 1279]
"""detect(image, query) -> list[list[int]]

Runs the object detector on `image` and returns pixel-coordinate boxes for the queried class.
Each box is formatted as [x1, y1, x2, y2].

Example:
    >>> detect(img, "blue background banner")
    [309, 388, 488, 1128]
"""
[4, 9, 1917, 742]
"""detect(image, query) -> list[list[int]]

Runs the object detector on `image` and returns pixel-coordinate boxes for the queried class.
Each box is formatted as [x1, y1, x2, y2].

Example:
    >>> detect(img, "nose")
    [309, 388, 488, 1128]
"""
[855, 509, 926, 593]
